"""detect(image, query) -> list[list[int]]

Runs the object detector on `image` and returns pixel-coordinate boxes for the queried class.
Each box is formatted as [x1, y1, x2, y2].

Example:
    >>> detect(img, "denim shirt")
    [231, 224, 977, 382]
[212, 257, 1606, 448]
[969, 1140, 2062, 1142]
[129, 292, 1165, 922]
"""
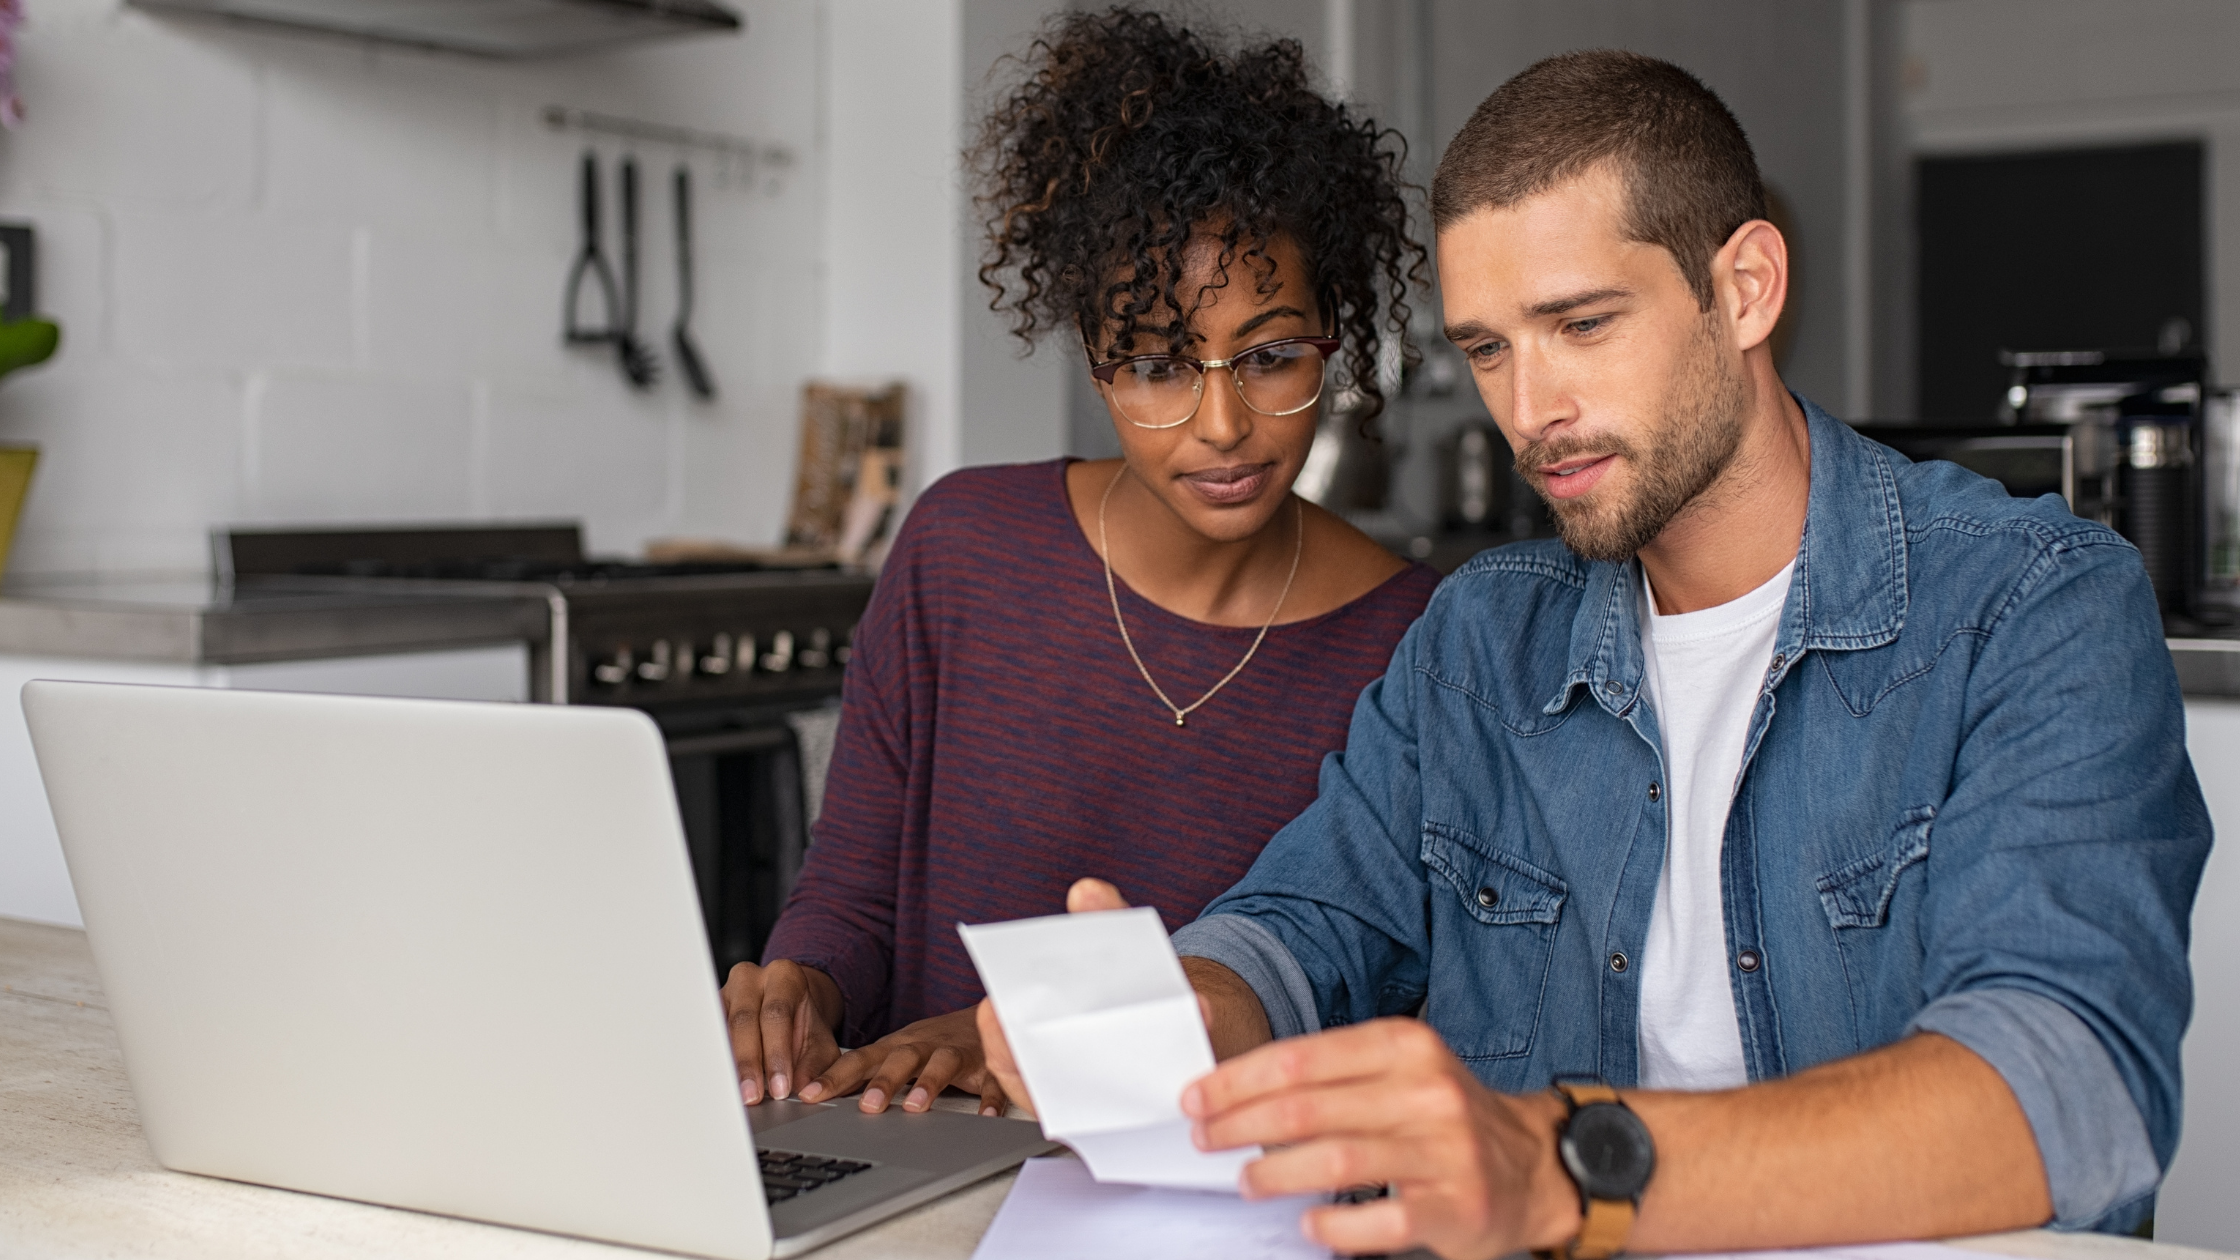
[1174, 398, 2211, 1234]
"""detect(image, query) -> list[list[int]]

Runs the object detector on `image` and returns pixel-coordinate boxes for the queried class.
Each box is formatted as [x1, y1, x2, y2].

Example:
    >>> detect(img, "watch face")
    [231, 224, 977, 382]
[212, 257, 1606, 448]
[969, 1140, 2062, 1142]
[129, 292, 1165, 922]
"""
[1560, 1102, 1656, 1201]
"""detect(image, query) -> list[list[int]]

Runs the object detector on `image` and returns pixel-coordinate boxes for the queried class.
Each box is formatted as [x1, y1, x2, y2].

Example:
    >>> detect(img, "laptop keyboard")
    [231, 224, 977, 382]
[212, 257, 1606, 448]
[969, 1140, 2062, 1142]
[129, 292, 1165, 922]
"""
[758, 1148, 874, 1204]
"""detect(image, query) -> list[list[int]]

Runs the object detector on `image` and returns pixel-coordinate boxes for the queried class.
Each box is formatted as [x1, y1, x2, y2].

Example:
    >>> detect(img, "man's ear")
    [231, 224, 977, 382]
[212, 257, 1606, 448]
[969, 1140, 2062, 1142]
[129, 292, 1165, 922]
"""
[1717, 219, 1788, 354]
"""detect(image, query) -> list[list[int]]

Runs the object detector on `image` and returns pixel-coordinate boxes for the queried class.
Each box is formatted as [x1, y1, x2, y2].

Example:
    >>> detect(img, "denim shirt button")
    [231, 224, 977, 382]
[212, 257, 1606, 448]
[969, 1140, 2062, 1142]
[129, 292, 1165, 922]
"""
[1609, 951, 1629, 973]
[1604, 679, 1623, 695]
[1647, 781, 1661, 802]
[1475, 886, 1499, 908]
[1737, 949, 1762, 973]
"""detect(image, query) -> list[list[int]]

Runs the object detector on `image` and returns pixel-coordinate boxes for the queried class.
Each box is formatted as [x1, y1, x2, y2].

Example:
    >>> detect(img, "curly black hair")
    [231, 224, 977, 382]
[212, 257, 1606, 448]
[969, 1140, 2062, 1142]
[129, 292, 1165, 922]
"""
[969, 6, 1427, 427]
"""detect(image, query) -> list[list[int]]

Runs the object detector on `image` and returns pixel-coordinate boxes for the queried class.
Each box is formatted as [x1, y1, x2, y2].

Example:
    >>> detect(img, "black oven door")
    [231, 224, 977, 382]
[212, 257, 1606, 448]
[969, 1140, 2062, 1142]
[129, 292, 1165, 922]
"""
[663, 718, 815, 977]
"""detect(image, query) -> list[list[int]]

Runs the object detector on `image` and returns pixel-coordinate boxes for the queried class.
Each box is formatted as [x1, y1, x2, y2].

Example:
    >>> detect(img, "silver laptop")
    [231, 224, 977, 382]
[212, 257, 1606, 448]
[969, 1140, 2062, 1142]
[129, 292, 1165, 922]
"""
[23, 680, 1054, 1260]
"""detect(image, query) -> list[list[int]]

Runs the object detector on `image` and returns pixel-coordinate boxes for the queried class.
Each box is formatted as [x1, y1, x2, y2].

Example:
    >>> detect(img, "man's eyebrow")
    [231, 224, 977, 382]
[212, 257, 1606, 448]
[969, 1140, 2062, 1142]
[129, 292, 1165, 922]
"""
[1444, 319, 1493, 345]
[1230, 305, 1312, 341]
[1526, 287, 1633, 318]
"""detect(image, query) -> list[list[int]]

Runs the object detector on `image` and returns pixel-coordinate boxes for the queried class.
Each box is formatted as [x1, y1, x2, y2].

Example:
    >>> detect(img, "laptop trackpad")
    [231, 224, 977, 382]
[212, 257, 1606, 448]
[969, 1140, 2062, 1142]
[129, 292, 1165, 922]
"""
[751, 1099, 1050, 1170]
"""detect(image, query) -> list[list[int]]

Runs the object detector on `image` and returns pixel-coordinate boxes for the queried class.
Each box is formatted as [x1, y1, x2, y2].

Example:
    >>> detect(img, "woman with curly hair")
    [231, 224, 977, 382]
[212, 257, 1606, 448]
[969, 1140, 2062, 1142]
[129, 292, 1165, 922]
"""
[724, 6, 1436, 1118]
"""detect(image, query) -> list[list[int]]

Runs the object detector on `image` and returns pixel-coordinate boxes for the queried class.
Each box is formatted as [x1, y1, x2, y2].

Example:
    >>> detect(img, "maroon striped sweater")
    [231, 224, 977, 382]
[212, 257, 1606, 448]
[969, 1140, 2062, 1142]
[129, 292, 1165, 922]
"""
[763, 459, 1439, 1044]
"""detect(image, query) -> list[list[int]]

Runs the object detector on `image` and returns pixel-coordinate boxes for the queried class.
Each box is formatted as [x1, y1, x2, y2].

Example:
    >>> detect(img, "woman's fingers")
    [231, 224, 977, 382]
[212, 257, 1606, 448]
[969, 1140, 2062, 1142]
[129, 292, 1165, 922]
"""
[757, 977, 803, 1100]
[722, 962, 769, 1103]
[977, 998, 1035, 1117]
[1066, 877, 1130, 913]
[973, 1070, 1011, 1118]
[902, 1045, 964, 1112]
[860, 1046, 930, 1114]
[791, 1025, 844, 1099]
[800, 1044, 879, 1103]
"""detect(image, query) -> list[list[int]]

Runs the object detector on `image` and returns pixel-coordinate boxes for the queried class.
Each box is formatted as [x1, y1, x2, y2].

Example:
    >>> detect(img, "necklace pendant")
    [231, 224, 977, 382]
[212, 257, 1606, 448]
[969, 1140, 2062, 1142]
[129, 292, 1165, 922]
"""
[1174, 712, 1187, 728]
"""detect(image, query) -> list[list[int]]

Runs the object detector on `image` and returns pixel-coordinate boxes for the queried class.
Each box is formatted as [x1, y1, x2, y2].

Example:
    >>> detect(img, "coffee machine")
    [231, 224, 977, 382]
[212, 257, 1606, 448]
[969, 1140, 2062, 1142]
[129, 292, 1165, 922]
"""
[1859, 350, 2209, 620]
[2002, 350, 2205, 616]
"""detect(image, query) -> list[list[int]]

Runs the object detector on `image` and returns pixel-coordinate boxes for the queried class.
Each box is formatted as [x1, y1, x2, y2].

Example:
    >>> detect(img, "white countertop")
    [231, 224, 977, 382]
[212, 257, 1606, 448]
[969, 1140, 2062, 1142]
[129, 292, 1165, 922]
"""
[1, 916, 2229, 1260]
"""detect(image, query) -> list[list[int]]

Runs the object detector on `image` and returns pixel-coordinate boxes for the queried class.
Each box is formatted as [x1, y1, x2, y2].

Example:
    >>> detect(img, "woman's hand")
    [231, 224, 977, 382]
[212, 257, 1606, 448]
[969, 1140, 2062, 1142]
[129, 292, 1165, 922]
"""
[799, 1006, 1011, 1116]
[720, 959, 845, 1104]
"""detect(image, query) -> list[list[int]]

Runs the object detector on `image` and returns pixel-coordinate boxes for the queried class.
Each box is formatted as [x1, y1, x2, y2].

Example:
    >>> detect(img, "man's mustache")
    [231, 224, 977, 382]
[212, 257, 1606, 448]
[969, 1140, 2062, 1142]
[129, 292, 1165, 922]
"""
[1515, 435, 1637, 477]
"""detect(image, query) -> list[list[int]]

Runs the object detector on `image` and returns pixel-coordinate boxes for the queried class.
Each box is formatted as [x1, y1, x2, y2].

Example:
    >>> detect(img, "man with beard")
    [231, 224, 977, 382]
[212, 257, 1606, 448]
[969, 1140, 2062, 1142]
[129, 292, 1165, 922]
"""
[974, 50, 2209, 1260]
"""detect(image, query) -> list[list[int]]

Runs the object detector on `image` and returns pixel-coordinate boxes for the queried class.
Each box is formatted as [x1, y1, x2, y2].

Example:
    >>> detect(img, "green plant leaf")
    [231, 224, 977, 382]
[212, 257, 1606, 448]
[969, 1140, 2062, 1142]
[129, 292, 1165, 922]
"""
[0, 319, 60, 381]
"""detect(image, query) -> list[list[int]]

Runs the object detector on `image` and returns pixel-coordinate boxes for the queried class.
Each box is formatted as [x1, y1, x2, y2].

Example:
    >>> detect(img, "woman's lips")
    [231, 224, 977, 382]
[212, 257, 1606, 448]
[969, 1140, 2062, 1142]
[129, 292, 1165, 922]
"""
[1181, 462, 1274, 505]
[1533, 454, 1615, 501]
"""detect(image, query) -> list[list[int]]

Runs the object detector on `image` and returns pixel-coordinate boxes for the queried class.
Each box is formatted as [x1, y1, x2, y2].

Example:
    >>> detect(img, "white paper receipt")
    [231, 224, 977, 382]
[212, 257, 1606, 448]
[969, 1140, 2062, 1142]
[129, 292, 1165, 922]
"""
[958, 908, 1258, 1192]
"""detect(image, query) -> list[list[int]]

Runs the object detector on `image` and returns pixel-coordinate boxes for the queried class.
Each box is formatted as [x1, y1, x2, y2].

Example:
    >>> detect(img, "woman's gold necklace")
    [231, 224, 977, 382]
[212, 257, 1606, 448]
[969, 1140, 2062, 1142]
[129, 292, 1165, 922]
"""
[1098, 466, 1304, 728]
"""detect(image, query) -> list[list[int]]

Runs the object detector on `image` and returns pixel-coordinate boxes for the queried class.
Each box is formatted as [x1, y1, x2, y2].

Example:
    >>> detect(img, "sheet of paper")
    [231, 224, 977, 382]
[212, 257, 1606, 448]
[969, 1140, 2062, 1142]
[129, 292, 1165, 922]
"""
[969, 1156, 1328, 1260]
[958, 908, 1257, 1191]
[976, 1180, 2020, 1260]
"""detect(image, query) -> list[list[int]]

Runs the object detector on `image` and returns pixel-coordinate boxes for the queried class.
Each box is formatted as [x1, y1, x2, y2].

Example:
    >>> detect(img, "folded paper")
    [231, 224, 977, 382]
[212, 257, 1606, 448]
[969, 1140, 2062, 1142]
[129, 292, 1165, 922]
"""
[959, 908, 1256, 1192]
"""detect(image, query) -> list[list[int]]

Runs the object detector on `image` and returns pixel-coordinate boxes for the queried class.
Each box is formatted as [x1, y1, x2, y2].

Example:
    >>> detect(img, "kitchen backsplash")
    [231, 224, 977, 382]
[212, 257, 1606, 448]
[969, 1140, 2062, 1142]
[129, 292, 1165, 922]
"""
[0, 0, 823, 577]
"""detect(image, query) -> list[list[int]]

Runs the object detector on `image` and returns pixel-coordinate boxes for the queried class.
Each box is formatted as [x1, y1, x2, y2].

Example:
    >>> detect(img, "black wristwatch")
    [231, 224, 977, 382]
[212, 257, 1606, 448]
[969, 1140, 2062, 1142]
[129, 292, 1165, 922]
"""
[1545, 1079, 1656, 1260]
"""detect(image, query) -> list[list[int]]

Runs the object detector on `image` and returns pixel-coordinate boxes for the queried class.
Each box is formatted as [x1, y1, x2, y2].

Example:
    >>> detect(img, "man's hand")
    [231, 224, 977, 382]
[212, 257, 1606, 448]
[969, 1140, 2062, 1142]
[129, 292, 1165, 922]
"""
[720, 959, 844, 1104]
[1182, 1018, 1578, 1260]
[1182, 1021, 2054, 1257]
[799, 1006, 1011, 1116]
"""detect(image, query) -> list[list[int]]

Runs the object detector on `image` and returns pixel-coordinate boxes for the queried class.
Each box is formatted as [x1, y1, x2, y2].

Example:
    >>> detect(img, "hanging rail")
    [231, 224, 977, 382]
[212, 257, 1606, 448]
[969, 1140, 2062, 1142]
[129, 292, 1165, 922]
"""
[541, 106, 795, 168]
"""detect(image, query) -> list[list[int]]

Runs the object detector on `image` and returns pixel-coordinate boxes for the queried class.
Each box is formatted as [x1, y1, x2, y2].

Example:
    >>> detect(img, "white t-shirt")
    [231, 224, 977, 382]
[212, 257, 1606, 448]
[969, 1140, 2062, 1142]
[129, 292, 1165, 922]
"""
[1635, 559, 1794, 1091]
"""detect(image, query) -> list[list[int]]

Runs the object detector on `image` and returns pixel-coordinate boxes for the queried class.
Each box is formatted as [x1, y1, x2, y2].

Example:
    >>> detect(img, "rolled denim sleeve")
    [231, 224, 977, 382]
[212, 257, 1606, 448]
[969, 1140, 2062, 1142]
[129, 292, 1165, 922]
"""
[1909, 988, 2159, 1230]
[1172, 914, 1320, 1040]
[1924, 531, 2210, 1233]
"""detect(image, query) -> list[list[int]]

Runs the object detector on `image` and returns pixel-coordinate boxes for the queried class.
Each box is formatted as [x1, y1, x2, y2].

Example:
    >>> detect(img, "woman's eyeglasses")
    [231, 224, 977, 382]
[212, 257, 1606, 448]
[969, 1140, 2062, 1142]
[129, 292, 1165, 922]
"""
[1087, 336, 1341, 430]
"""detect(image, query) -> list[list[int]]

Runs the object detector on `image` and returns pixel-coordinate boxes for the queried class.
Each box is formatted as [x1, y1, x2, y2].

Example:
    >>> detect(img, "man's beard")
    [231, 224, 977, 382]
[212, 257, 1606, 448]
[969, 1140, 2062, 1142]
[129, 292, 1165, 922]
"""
[1515, 316, 1750, 563]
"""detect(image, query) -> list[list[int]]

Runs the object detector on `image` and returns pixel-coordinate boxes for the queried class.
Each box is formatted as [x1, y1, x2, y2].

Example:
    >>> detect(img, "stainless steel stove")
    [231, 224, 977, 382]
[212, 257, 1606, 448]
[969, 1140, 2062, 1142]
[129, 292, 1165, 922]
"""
[217, 522, 877, 973]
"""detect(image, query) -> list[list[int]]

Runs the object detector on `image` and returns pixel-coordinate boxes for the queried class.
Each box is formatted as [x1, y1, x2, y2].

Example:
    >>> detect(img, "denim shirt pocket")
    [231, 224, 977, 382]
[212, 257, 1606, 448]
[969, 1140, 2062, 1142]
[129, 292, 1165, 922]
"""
[1814, 806, 1934, 1044]
[1816, 805, 1934, 928]
[1420, 821, 1568, 1061]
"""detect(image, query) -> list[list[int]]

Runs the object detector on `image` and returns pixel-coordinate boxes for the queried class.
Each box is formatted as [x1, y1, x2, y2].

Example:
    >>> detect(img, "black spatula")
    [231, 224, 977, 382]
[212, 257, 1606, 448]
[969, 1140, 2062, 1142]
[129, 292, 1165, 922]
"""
[670, 165, 717, 401]
[615, 156, 659, 390]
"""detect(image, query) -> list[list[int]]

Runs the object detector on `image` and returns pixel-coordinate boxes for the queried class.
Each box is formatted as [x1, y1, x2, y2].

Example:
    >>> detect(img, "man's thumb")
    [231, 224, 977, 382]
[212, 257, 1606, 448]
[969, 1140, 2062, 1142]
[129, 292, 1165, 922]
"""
[1065, 877, 1130, 913]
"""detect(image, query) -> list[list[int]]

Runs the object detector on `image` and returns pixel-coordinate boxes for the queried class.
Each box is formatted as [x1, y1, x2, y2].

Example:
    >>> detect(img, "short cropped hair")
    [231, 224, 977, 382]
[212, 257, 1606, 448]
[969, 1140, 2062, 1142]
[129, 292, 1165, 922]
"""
[1430, 50, 1766, 310]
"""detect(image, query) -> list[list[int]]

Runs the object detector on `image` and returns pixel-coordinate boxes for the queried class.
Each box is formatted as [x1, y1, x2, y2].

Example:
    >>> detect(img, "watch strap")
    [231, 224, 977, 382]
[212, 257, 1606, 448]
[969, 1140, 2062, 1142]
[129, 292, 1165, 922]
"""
[1556, 1080, 1619, 1108]
[1560, 1198, 1637, 1260]
[1543, 1080, 1638, 1260]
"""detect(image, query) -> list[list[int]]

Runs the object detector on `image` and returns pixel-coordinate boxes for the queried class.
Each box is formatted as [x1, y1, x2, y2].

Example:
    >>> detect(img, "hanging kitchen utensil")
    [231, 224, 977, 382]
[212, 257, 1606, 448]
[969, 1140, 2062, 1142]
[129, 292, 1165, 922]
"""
[614, 156, 660, 389]
[670, 165, 717, 401]
[562, 150, 623, 348]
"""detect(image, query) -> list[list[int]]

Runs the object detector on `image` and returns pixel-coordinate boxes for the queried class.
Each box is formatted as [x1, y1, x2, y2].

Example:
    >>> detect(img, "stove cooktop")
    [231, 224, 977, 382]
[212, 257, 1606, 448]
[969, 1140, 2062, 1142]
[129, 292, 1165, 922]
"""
[278, 557, 803, 584]
[214, 522, 875, 708]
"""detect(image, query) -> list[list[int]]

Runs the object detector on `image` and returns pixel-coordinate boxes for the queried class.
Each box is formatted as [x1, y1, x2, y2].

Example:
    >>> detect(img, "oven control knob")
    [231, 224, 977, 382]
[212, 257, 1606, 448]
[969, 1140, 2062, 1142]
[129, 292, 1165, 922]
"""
[637, 639, 673, 683]
[834, 623, 856, 666]
[734, 632, 759, 675]
[593, 648, 634, 687]
[799, 628, 832, 670]
[761, 629, 795, 673]
[699, 632, 734, 676]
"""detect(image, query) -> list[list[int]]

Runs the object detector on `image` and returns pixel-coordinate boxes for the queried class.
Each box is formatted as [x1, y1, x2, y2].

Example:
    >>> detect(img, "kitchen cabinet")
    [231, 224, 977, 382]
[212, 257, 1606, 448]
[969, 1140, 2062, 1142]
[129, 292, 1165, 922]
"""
[2157, 700, 2240, 1249]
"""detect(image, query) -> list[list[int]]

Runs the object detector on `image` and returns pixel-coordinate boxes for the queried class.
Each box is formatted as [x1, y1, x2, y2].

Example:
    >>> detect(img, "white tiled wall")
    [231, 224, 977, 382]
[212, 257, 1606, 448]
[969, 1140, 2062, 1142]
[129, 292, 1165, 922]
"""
[0, 0, 826, 576]
[0, 644, 531, 927]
